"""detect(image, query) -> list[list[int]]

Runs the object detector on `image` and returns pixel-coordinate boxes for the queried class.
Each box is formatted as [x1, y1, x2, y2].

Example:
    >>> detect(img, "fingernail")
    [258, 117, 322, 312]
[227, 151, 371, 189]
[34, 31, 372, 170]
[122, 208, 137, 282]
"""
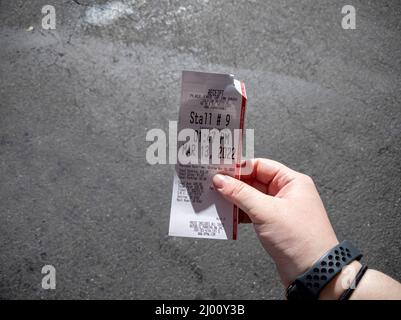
[213, 174, 232, 189]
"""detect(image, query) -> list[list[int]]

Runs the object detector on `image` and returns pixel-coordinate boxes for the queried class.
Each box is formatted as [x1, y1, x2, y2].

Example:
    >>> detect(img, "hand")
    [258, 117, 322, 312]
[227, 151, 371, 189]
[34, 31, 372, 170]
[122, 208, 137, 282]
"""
[212, 158, 339, 287]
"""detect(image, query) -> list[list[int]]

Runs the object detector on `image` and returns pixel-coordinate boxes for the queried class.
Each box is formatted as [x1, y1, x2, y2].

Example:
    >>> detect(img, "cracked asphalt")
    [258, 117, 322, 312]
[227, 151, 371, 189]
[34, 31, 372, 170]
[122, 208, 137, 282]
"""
[0, 0, 400, 299]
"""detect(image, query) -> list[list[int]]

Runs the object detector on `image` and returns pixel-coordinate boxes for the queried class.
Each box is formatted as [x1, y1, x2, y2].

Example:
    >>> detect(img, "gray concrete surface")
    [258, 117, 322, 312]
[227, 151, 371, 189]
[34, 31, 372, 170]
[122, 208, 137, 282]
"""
[0, 0, 400, 299]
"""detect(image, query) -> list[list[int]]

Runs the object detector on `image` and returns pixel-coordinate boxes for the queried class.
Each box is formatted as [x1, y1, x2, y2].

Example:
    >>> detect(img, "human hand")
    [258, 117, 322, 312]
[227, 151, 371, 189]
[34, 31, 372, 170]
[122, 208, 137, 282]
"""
[212, 158, 339, 287]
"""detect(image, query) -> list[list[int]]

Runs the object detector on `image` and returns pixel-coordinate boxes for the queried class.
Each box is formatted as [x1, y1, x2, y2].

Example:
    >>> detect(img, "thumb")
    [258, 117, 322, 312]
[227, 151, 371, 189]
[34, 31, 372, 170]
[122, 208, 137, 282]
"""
[212, 174, 279, 224]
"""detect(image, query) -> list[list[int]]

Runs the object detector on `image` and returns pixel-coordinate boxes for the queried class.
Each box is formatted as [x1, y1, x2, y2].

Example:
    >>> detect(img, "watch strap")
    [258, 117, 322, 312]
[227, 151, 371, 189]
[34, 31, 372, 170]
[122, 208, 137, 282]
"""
[338, 264, 368, 300]
[286, 240, 362, 300]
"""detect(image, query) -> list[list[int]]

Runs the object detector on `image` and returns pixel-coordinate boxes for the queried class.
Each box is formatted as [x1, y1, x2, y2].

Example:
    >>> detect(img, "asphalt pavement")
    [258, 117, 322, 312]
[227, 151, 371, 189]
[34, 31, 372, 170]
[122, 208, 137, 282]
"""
[0, 0, 400, 299]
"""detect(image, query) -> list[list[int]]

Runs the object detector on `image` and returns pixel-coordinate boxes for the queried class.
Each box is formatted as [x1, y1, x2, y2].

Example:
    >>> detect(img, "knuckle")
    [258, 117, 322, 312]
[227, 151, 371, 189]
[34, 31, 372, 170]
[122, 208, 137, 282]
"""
[299, 173, 315, 185]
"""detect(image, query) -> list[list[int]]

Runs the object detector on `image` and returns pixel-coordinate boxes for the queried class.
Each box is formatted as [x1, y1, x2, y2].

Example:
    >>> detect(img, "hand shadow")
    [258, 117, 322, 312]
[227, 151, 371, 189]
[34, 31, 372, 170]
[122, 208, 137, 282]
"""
[174, 163, 234, 238]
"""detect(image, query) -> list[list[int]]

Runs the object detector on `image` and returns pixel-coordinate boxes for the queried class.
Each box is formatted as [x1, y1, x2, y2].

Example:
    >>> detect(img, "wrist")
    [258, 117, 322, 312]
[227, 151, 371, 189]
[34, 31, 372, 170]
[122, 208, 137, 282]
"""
[319, 260, 362, 300]
[286, 241, 363, 300]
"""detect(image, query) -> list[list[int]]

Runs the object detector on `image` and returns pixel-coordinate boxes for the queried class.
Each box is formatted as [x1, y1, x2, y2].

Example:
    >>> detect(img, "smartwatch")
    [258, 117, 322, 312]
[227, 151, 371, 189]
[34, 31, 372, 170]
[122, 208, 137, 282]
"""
[286, 240, 363, 300]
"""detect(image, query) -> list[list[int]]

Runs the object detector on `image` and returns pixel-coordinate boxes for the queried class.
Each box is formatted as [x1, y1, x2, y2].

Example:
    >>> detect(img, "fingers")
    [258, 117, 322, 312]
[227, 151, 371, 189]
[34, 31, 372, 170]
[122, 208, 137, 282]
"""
[240, 158, 299, 196]
[213, 174, 279, 224]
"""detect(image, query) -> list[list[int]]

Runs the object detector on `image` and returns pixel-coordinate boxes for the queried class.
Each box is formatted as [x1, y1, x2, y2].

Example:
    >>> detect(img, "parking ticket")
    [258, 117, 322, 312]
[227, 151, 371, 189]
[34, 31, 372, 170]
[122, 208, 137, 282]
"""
[168, 71, 247, 240]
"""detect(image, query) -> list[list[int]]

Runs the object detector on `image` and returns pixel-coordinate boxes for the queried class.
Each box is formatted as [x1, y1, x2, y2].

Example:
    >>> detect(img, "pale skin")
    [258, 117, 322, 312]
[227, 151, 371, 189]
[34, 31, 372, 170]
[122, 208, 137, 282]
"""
[212, 158, 401, 300]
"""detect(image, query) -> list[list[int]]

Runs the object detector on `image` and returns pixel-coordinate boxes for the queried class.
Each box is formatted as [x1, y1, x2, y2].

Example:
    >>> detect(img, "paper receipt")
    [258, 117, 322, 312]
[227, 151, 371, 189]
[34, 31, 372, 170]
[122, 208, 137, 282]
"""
[168, 71, 247, 240]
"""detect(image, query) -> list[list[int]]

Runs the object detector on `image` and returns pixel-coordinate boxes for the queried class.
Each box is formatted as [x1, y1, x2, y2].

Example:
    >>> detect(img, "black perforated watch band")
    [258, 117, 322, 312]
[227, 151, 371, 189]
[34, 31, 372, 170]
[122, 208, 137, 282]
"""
[286, 240, 362, 300]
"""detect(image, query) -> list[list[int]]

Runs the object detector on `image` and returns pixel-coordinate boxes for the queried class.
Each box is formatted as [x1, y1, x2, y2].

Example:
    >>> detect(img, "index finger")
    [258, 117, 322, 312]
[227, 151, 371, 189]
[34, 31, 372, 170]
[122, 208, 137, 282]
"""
[239, 158, 299, 195]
